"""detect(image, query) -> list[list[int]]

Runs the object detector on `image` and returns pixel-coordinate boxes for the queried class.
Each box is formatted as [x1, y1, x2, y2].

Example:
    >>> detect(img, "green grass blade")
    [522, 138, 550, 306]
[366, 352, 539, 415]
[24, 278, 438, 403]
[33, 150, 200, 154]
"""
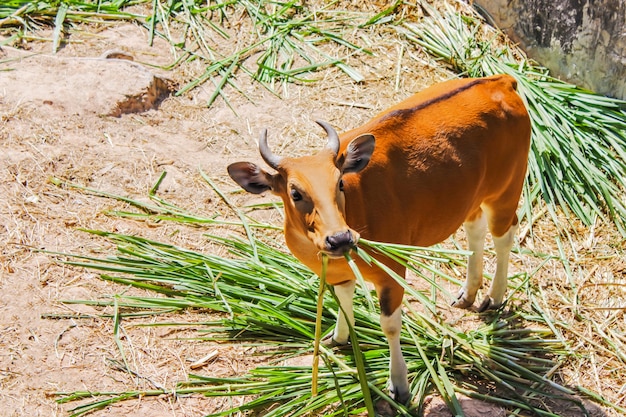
[52, 2, 67, 53]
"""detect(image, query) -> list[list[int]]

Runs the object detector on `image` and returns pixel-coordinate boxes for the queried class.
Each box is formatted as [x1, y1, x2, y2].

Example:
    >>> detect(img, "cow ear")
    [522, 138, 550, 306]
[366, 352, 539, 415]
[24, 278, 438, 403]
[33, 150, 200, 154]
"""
[227, 162, 274, 194]
[341, 134, 375, 174]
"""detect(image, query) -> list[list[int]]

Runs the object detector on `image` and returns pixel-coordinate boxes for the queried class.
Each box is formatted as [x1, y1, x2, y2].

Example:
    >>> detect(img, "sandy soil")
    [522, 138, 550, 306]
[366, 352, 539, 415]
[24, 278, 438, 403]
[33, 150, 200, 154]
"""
[0, 11, 623, 417]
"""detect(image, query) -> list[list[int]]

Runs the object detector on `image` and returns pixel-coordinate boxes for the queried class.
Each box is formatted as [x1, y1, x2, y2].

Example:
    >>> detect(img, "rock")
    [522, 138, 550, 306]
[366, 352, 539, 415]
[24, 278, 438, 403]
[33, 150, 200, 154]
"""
[0, 50, 172, 116]
[475, 0, 626, 99]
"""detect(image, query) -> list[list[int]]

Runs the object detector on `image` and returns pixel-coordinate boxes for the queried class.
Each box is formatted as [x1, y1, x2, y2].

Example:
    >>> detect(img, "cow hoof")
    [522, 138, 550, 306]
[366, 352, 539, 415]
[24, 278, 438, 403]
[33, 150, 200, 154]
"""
[451, 291, 474, 309]
[477, 297, 501, 312]
[389, 387, 411, 405]
[375, 399, 395, 417]
[321, 333, 349, 347]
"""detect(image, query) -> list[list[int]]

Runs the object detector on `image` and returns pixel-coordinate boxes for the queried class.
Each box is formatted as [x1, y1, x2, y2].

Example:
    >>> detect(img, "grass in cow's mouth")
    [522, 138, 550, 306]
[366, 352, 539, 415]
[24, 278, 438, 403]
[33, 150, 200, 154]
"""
[48, 176, 625, 417]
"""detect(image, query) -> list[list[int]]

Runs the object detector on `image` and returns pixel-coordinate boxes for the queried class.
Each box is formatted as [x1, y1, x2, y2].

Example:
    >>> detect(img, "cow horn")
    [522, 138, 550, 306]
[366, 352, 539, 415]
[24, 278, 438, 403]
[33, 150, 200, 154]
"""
[258, 128, 282, 170]
[316, 120, 340, 156]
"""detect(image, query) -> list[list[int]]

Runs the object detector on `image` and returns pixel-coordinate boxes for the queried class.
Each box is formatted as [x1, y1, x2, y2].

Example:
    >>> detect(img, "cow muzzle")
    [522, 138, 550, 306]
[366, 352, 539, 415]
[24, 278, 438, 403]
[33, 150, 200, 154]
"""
[324, 230, 358, 258]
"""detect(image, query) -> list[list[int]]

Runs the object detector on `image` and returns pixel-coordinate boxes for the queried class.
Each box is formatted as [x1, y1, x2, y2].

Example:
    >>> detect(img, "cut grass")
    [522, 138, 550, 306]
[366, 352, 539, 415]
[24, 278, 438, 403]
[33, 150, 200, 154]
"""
[171, 0, 370, 106]
[52, 229, 578, 417]
[47, 176, 624, 416]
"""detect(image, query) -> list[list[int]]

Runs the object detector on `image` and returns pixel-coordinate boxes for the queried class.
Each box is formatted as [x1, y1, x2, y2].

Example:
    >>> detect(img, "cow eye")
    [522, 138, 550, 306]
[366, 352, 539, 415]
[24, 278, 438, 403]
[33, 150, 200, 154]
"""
[290, 188, 302, 202]
[339, 179, 344, 192]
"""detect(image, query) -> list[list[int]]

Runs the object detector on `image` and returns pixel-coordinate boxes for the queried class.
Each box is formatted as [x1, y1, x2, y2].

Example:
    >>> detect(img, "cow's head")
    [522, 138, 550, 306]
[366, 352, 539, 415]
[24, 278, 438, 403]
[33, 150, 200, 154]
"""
[228, 120, 375, 259]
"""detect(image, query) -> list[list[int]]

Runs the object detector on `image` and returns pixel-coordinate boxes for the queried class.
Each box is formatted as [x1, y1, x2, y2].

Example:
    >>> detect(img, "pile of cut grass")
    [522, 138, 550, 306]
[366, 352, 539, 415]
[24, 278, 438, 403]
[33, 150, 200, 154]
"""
[48, 177, 622, 416]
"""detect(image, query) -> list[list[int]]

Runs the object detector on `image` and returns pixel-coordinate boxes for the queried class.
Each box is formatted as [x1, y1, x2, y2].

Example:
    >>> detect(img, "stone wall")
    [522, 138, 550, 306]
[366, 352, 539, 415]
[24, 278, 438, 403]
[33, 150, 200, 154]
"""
[475, 0, 626, 99]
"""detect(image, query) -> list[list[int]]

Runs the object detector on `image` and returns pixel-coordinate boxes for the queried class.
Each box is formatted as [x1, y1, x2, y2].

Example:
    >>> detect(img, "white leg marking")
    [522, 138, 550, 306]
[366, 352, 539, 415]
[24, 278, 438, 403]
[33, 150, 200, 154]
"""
[332, 280, 356, 345]
[453, 213, 487, 309]
[381, 306, 409, 403]
[487, 223, 518, 308]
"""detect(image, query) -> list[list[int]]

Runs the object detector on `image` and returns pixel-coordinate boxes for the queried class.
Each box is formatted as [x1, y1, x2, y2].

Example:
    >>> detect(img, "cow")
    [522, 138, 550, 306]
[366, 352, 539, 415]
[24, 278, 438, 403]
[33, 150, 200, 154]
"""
[227, 74, 531, 404]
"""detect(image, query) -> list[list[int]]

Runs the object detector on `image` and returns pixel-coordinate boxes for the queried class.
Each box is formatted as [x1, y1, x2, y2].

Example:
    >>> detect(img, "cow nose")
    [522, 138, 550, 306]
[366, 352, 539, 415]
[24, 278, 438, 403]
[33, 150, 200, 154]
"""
[325, 230, 355, 254]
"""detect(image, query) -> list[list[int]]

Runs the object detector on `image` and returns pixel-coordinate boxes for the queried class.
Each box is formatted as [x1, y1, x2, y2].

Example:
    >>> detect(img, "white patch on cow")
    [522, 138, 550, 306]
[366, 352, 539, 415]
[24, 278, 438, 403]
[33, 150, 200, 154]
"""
[488, 223, 518, 307]
[332, 280, 356, 344]
[381, 306, 409, 402]
[457, 212, 488, 306]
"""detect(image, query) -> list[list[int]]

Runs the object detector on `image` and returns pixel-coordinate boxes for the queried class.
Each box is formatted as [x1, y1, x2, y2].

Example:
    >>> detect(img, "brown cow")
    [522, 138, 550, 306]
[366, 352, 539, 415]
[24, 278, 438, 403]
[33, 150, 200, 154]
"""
[227, 74, 531, 403]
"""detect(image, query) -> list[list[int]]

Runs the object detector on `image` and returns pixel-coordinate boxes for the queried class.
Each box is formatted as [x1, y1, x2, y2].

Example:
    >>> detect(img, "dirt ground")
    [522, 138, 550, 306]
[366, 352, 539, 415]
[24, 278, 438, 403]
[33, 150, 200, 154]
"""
[0, 9, 624, 417]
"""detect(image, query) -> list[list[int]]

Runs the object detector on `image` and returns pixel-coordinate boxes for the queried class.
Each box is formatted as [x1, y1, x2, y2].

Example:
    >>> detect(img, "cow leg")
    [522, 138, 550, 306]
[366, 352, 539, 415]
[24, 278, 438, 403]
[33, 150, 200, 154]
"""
[452, 212, 487, 309]
[328, 280, 356, 345]
[381, 305, 409, 403]
[376, 280, 409, 403]
[478, 222, 517, 311]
